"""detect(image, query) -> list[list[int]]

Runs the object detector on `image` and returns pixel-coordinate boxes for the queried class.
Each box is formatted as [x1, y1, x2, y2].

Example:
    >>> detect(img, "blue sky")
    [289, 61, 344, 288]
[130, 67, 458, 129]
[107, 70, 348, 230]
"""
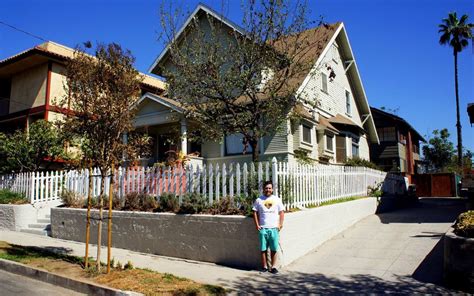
[0, 0, 472, 152]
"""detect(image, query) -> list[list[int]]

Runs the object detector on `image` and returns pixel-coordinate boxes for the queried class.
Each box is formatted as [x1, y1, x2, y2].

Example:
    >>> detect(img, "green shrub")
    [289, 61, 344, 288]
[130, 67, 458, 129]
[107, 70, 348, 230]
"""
[124, 260, 134, 270]
[123, 192, 141, 210]
[158, 193, 179, 212]
[141, 195, 158, 212]
[123, 193, 157, 211]
[235, 192, 258, 216]
[83, 196, 98, 208]
[102, 194, 122, 210]
[206, 197, 242, 215]
[178, 193, 208, 214]
[0, 189, 28, 204]
[367, 182, 383, 198]
[453, 211, 474, 238]
[294, 149, 316, 165]
[60, 189, 84, 208]
[344, 157, 381, 170]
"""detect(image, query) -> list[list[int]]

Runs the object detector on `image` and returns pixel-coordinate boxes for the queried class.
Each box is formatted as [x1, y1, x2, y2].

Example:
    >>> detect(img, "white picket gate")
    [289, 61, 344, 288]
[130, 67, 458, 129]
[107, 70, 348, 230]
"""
[0, 158, 390, 207]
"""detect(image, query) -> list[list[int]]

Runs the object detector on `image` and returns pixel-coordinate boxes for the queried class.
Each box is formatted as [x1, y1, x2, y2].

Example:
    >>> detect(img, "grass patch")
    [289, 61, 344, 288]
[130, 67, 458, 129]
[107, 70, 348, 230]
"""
[0, 189, 28, 204]
[0, 241, 225, 295]
[306, 196, 369, 208]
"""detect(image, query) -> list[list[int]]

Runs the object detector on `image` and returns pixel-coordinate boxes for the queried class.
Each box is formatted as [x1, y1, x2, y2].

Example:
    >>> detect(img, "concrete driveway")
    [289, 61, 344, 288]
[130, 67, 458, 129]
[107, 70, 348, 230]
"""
[220, 198, 466, 293]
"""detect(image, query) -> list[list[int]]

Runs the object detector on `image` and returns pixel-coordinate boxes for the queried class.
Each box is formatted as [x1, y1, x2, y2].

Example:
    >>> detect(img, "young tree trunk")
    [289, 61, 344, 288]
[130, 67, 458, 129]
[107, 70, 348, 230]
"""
[454, 52, 463, 171]
[96, 172, 105, 272]
[84, 165, 93, 269]
[251, 138, 259, 162]
[106, 162, 115, 274]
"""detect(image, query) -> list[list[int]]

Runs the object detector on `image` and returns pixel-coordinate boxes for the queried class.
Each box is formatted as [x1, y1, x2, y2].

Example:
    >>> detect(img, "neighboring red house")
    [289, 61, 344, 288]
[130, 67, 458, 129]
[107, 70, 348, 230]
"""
[369, 107, 426, 183]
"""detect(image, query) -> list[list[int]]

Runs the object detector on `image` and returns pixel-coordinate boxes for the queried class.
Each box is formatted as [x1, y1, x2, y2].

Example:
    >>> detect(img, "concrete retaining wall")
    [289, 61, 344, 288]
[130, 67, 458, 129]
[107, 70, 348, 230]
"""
[0, 201, 60, 231]
[51, 197, 377, 269]
[444, 229, 474, 292]
[0, 204, 37, 231]
[281, 198, 378, 265]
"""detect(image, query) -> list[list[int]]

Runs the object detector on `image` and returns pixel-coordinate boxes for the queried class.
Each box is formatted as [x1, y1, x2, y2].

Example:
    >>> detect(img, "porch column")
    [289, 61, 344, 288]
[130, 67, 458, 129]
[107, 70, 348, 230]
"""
[180, 118, 188, 155]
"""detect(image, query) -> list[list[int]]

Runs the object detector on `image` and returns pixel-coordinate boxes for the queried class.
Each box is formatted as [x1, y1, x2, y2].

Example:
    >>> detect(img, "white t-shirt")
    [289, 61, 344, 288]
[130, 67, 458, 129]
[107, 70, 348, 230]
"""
[252, 195, 284, 228]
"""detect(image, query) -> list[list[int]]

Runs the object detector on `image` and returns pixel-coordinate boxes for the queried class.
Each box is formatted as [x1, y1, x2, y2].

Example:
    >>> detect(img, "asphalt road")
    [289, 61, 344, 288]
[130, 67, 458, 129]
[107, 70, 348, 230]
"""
[0, 269, 85, 296]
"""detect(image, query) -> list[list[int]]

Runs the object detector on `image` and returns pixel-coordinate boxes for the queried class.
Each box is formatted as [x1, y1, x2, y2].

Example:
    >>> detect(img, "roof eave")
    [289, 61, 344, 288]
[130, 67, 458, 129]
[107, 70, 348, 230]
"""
[148, 3, 245, 75]
[338, 25, 379, 144]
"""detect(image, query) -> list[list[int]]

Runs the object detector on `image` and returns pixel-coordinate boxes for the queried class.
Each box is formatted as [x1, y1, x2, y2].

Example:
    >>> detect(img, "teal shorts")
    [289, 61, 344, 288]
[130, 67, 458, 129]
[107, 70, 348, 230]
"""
[258, 228, 279, 252]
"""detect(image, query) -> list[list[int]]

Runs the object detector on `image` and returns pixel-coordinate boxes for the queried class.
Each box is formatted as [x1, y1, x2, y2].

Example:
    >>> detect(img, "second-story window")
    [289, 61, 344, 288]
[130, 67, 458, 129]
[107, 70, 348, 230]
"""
[321, 73, 328, 93]
[302, 124, 312, 144]
[377, 127, 396, 142]
[345, 90, 352, 115]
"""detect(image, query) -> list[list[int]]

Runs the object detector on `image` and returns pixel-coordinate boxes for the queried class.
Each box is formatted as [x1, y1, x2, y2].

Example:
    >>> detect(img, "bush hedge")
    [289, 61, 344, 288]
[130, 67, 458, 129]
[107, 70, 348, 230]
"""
[60, 190, 255, 216]
[0, 189, 28, 204]
[453, 211, 474, 238]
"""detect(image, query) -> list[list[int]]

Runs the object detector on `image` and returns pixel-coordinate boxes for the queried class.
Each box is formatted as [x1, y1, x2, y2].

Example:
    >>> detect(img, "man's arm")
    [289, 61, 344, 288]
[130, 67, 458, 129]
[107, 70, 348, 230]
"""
[253, 211, 262, 230]
[278, 210, 284, 231]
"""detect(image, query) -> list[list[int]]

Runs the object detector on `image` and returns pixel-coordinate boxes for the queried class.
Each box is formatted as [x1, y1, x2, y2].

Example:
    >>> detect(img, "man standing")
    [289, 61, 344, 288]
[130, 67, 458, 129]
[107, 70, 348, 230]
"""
[252, 180, 285, 274]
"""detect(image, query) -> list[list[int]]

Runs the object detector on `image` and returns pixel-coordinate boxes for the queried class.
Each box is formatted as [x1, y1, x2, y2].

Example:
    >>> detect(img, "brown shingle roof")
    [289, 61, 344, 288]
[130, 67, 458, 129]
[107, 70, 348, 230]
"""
[270, 23, 340, 95]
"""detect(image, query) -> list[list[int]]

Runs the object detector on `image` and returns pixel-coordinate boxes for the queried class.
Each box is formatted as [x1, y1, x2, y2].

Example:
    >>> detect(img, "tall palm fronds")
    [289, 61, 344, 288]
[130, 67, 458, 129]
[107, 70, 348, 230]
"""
[438, 12, 473, 170]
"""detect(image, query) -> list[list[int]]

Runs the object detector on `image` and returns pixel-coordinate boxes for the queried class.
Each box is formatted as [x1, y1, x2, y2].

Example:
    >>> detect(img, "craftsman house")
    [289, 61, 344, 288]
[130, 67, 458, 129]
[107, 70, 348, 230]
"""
[137, 4, 378, 166]
[369, 107, 426, 181]
[0, 41, 166, 134]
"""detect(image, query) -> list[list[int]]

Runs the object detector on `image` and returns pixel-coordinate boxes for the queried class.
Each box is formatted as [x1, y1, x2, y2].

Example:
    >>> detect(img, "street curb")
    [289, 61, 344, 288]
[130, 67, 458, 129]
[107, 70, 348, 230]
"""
[0, 259, 142, 296]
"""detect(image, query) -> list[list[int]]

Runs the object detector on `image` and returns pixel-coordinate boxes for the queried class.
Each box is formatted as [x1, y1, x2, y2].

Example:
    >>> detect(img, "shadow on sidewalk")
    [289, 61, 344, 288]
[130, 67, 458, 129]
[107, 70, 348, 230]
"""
[412, 237, 444, 285]
[376, 198, 466, 224]
[221, 270, 456, 294]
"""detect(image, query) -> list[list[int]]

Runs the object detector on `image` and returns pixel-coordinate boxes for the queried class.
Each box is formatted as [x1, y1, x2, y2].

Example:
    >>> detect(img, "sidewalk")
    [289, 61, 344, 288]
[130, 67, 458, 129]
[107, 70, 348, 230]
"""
[0, 197, 466, 293]
[0, 230, 256, 288]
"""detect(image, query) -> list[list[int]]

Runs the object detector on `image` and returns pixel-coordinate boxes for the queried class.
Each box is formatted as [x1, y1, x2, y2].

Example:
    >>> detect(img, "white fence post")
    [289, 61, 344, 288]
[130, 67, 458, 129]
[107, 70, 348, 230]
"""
[272, 157, 278, 197]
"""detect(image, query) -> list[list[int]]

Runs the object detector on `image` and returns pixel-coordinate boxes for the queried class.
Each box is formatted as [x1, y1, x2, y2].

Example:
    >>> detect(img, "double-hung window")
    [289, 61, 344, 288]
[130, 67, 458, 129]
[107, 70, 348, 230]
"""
[302, 124, 312, 144]
[321, 73, 328, 93]
[351, 137, 359, 157]
[326, 134, 334, 151]
[345, 90, 352, 115]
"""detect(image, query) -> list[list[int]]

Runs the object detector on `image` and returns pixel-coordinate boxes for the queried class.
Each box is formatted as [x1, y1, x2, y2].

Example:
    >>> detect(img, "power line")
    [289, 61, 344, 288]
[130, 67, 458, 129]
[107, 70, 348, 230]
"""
[0, 20, 46, 42]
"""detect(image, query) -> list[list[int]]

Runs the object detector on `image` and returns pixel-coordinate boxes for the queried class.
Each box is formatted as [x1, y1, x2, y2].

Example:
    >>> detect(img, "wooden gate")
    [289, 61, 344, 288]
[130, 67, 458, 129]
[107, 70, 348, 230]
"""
[412, 173, 458, 197]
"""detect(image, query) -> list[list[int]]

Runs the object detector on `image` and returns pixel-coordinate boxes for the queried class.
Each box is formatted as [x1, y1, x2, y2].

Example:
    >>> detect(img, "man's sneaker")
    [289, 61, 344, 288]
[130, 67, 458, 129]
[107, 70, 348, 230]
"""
[260, 267, 268, 273]
[270, 268, 279, 274]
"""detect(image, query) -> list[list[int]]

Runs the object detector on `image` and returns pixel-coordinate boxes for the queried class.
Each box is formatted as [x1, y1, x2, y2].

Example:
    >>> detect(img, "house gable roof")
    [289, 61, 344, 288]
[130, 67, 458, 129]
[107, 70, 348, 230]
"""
[295, 23, 379, 144]
[149, 3, 244, 75]
[136, 92, 183, 113]
[147, 5, 378, 144]
[0, 41, 166, 92]
[371, 107, 426, 142]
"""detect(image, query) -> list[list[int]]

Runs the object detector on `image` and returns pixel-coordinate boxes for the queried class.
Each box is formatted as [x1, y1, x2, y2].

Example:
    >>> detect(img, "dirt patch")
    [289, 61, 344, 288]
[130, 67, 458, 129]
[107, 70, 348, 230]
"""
[0, 241, 225, 295]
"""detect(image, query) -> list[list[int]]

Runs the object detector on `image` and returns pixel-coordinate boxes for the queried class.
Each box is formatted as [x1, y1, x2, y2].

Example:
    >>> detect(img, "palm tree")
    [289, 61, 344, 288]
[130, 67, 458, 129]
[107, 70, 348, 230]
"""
[438, 12, 473, 170]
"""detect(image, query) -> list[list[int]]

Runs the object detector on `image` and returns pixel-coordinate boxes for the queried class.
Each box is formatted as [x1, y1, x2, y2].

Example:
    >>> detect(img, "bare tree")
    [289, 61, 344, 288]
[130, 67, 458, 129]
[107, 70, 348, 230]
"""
[63, 43, 146, 273]
[159, 0, 325, 161]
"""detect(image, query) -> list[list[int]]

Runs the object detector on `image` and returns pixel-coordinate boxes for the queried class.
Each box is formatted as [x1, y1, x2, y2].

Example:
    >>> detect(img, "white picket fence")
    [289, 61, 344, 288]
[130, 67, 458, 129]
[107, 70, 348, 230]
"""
[1, 158, 394, 208]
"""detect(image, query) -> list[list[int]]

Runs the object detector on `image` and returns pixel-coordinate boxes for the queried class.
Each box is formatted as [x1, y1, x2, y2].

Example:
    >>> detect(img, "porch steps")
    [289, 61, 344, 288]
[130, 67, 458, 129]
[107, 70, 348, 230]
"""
[20, 215, 52, 237]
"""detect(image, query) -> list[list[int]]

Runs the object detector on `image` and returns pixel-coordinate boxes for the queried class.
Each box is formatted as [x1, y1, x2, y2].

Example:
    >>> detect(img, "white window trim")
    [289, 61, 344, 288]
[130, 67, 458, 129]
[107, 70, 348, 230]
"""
[321, 72, 328, 94]
[351, 135, 360, 158]
[325, 133, 335, 153]
[300, 123, 313, 146]
[332, 44, 339, 64]
[345, 89, 352, 117]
